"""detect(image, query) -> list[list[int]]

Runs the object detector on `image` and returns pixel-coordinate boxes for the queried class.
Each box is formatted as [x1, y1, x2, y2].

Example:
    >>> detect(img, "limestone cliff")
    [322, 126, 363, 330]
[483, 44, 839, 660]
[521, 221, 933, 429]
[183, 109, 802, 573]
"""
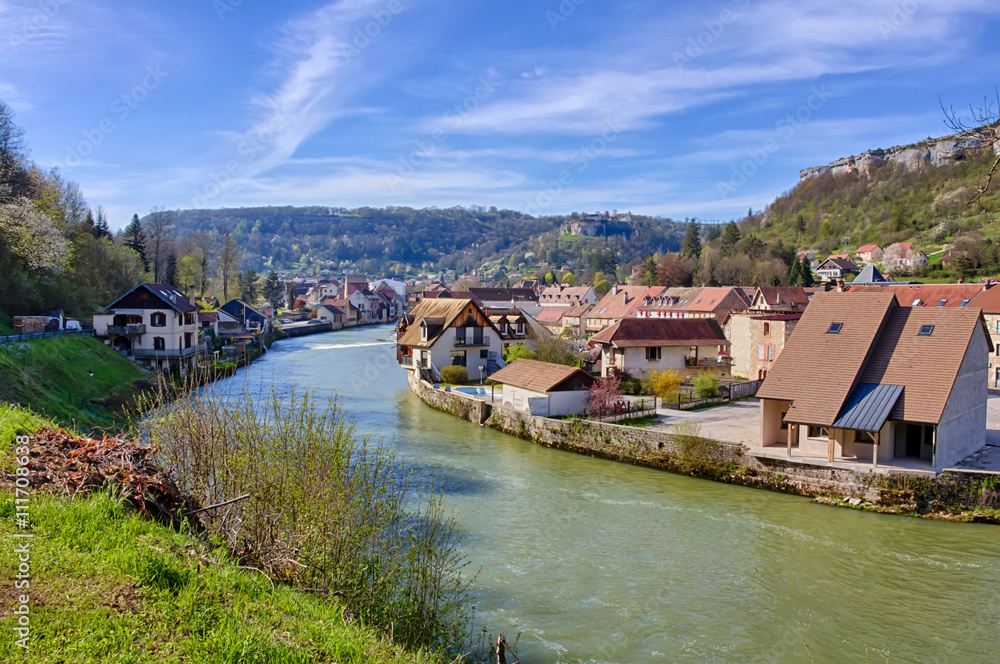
[799, 131, 998, 182]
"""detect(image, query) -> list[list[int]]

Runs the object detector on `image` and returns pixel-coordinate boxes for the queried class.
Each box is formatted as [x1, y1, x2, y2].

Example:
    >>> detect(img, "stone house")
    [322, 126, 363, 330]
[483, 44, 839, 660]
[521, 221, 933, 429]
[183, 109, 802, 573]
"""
[587, 285, 661, 334]
[883, 242, 929, 272]
[726, 312, 801, 380]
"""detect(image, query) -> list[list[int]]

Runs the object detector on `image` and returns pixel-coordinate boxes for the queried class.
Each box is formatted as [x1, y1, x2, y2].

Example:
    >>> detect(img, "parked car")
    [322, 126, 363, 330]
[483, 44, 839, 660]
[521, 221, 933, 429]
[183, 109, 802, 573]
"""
[278, 318, 293, 324]
[64, 320, 82, 330]
[307, 319, 323, 325]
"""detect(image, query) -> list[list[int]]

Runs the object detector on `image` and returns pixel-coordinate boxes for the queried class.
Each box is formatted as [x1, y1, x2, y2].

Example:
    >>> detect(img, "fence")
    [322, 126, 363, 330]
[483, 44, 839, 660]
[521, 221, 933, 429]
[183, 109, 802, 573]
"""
[661, 379, 763, 410]
[0, 329, 95, 345]
[589, 397, 656, 423]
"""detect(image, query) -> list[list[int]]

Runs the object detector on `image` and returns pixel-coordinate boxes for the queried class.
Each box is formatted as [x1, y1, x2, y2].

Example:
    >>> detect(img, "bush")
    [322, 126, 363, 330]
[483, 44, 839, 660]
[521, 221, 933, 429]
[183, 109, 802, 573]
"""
[692, 371, 718, 398]
[137, 388, 470, 652]
[620, 378, 642, 395]
[646, 369, 683, 399]
[440, 365, 469, 384]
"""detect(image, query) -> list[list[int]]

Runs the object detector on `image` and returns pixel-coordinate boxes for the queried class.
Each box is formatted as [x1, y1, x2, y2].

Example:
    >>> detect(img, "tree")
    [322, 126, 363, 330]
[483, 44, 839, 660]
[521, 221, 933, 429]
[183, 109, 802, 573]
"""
[164, 253, 177, 286]
[941, 91, 1000, 210]
[122, 214, 149, 271]
[504, 342, 535, 362]
[721, 221, 741, 252]
[594, 278, 611, 294]
[657, 253, 691, 287]
[544, 272, 555, 285]
[561, 271, 575, 285]
[145, 207, 174, 282]
[534, 336, 579, 366]
[586, 375, 622, 416]
[787, 256, 804, 285]
[178, 255, 197, 291]
[951, 254, 975, 281]
[647, 369, 683, 401]
[800, 258, 815, 287]
[238, 268, 259, 303]
[219, 233, 240, 301]
[0, 101, 28, 200]
[639, 252, 658, 286]
[263, 271, 282, 310]
[285, 282, 297, 310]
[195, 233, 212, 294]
[682, 219, 702, 258]
[706, 224, 721, 242]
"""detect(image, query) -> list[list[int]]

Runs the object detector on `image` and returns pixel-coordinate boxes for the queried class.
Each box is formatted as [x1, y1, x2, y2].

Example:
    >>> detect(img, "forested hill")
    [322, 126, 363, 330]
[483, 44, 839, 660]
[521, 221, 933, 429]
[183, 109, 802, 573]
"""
[169, 206, 687, 278]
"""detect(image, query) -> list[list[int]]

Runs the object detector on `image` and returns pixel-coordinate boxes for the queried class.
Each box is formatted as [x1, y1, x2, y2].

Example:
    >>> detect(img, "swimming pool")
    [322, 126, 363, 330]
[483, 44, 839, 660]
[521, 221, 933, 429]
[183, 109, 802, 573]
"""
[452, 386, 496, 397]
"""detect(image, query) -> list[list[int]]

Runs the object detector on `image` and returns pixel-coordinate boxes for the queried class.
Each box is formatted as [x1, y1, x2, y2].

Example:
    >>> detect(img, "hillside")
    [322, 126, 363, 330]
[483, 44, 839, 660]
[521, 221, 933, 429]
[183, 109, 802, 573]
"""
[0, 336, 149, 432]
[168, 206, 686, 280]
[751, 138, 1000, 273]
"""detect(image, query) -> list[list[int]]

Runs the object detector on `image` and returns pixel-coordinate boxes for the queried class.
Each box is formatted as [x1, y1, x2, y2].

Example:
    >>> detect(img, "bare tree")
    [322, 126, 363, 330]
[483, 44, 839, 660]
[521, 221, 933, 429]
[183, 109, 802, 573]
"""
[941, 90, 1000, 210]
[195, 232, 213, 295]
[219, 233, 240, 301]
[146, 207, 174, 282]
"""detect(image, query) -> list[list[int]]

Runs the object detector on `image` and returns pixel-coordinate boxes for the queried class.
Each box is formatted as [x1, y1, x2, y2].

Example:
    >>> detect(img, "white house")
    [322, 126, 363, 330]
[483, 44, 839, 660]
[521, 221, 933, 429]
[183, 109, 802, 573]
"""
[396, 298, 505, 381]
[589, 317, 731, 378]
[93, 283, 199, 373]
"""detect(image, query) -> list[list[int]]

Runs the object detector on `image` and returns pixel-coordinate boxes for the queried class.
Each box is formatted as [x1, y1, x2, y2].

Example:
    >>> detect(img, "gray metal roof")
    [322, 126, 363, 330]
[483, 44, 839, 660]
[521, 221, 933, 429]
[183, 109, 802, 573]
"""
[832, 383, 903, 432]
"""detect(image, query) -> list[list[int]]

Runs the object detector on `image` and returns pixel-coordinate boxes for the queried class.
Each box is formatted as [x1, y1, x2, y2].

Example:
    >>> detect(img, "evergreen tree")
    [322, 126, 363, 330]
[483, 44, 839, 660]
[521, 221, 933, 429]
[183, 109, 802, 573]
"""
[264, 271, 282, 310]
[706, 224, 721, 242]
[787, 257, 803, 285]
[91, 208, 111, 239]
[721, 221, 741, 251]
[800, 258, 815, 287]
[639, 252, 658, 286]
[122, 214, 149, 271]
[238, 268, 259, 303]
[681, 220, 702, 258]
[286, 282, 298, 310]
[164, 254, 177, 286]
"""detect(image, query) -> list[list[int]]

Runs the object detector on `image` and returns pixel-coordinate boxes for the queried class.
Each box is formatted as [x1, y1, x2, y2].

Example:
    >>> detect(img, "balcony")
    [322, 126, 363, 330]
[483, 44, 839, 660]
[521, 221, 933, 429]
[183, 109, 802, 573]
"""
[131, 346, 198, 359]
[108, 324, 146, 336]
[401, 356, 414, 367]
[685, 356, 732, 368]
[454, 335, 486, 347]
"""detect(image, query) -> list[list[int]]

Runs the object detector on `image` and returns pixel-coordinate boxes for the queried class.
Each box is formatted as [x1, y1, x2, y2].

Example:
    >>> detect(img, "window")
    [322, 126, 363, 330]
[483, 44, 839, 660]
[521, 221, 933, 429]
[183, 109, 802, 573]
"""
[645, 346, 661, 361]
[450, 353, 466, 367]
[918, 324, 934, 336]
[758, 344, 765, 360]
[855, 431, 876, 444]
[939, 300, 947, 307]
[807, 426, 830, 438]
[150, 312, 166, 327]
[763, 322, 770, 337]
[961, 300, 970, 307]
[827, 323, 843, 334]
[480, 349, 488, 359]
[153, 337, 165, 350]
[767, 345, 774, 360]
[911, 299, 921, 306]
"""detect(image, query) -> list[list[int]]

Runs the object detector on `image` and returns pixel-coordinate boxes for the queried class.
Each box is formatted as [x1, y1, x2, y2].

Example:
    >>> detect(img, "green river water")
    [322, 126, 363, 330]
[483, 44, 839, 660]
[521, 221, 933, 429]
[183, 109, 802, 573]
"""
[212, 325, 999, 663]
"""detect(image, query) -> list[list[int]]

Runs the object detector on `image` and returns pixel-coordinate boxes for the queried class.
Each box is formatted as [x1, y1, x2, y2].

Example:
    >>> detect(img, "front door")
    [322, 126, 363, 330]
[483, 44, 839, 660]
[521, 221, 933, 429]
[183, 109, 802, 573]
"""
[905, 424, 922, 457]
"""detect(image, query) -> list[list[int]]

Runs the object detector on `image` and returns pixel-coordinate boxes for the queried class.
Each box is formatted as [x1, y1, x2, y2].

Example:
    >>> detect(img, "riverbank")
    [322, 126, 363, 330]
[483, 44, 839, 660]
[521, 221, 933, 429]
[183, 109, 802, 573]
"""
[408, 371, 1000, 522]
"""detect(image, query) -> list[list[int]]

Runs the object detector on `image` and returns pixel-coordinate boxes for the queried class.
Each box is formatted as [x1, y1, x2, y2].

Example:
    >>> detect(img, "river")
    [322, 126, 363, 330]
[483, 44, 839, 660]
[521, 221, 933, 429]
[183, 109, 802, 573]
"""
[210, 325, 1000, 663]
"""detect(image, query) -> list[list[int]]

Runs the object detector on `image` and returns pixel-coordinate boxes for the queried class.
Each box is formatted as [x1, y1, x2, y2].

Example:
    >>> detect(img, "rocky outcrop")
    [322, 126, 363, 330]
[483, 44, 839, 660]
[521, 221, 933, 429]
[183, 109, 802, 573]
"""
[800, 132, 998, 182]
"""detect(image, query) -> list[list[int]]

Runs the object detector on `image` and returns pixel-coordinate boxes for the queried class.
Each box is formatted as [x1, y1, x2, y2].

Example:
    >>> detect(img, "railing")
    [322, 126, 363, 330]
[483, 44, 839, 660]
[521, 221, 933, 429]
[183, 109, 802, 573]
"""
[107, 324, 146, 336]
[131, 347, 198, 359]
[0, 329, 94, 345]
[588, 398, 656, 423]
[401, 356, 413, 367]
[454, 335, 486, 347]
[685, 356, 732, 367]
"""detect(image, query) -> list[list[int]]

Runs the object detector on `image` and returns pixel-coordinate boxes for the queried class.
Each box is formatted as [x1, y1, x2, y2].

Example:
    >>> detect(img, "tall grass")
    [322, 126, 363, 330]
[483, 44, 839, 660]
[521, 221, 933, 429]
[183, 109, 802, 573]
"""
[134, 383, 472, 654]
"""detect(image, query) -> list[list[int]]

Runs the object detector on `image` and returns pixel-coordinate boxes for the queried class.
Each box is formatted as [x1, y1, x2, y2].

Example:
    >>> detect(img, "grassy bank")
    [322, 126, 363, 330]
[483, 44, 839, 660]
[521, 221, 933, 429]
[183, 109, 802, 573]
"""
[0, 336, 148, 432]
[0, 491, 443, 663]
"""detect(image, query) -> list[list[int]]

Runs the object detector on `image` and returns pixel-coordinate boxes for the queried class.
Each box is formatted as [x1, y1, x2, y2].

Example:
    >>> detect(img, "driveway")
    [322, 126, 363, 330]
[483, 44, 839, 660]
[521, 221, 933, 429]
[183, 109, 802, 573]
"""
[649, 398, 760, 446]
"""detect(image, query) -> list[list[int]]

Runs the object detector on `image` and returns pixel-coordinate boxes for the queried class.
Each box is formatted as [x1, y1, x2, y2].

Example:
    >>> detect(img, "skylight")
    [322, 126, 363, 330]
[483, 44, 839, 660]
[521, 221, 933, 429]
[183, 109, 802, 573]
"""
[828, 323, 843, 334]
[912, 299, 921, 306]
[938, 300, 947, 306]
[918, 324, 934, 336]
[961, 300, 970, 307]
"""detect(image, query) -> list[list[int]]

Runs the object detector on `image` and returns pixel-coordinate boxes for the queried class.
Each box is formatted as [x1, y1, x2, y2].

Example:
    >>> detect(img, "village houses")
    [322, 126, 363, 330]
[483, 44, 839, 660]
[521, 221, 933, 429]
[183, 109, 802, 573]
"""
[589, 317, 731, 379]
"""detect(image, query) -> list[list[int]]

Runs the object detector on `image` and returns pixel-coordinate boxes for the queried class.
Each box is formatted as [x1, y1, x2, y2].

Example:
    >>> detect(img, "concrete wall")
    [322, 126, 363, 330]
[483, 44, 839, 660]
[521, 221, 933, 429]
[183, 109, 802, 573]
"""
[548, 390, 589, 417]
[759, 399, 790, 447]
[937, 323, 989, 470]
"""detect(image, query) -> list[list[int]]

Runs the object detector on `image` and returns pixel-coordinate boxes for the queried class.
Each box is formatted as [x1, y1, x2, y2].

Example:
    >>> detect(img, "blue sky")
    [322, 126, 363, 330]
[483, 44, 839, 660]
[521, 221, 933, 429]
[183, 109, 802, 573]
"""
[2, 0, 999, 229]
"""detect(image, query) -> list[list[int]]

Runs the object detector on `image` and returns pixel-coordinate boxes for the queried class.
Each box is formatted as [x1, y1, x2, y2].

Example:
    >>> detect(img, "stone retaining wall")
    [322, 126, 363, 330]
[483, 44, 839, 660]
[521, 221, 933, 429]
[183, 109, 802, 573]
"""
[408, 372, 999, 520]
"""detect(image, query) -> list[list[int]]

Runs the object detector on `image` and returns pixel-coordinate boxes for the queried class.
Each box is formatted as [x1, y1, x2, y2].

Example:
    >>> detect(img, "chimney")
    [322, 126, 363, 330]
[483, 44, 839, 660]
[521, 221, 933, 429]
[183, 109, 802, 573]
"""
[836, 279, 845, 293]
[189, 286, 196, 307]
[612, 285, 618, 296]
[958, 277, 965, 285]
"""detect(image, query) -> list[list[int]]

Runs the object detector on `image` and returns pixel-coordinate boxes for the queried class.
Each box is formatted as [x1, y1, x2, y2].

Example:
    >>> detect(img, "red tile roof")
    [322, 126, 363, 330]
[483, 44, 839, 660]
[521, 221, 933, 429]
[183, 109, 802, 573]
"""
[589, 317, 727, 348]
[846, 283, 988, 307]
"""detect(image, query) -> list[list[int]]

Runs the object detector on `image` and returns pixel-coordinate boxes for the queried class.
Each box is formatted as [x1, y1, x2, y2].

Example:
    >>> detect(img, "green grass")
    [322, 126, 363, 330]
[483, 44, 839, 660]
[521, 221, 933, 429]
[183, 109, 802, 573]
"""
[0, 492, 443, 663]
[0, 403, 59, 469]
[0, 311, 12, 335]
[0, 336, 148, 433]
[613, 414, 660, 428]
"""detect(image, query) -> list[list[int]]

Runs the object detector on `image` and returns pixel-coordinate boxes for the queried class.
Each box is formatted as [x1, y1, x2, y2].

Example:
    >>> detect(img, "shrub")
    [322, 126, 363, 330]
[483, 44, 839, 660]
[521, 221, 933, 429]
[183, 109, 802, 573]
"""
[647, 369, 683, 399]
[620, 378, 642, 395]
[137, 387, 470, 652]
[504, 342, 535, 362]
[692, 371, 718, 398]
[440, 365, 468, 384]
